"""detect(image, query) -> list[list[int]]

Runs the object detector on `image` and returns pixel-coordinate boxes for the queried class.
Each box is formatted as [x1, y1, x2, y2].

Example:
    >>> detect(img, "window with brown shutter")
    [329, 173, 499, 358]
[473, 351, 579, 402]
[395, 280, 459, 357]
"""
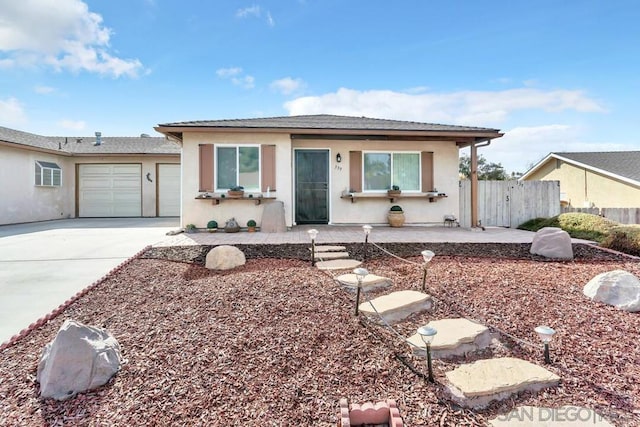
[421, 151, 434, 192]
[349, 151, 362, 192]
[198, 144, 214, 192]
[261, 145, 276, 192]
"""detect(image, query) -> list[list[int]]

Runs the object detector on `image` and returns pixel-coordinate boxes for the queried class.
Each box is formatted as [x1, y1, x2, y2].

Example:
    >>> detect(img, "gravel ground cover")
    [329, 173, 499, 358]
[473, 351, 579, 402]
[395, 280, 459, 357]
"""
[1, 243, 639, 426]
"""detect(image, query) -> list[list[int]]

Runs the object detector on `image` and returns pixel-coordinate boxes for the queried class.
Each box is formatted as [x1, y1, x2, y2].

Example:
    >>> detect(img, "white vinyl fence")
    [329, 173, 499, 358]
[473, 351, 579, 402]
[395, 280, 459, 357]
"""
[459, 180, 561, 228]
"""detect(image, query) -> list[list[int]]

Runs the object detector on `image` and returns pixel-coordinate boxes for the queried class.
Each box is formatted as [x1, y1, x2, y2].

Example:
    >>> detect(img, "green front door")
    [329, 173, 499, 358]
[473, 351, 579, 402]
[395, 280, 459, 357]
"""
[295, 150, 329, 224]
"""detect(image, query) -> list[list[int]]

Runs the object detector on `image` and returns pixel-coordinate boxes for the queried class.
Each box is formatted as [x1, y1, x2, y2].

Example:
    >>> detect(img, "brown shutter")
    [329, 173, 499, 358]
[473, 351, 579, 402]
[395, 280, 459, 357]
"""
[421, 151, 434, 192]
[199, 144, 214, 192]
[261, 145, 276, 192]
[349, 151, 362, 192]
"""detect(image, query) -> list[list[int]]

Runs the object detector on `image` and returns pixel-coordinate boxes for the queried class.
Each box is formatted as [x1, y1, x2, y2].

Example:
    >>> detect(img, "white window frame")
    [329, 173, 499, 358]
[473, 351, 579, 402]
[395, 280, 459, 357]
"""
[362, 151, 421, 192]
[35, 161, 62, 187]
[214, 144, 261, 191]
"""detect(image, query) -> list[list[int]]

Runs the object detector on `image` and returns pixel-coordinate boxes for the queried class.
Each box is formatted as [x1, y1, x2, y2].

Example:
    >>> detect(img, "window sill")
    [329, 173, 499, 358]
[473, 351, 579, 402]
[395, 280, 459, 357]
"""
[195, 193, 276, 206]
[340, 192, 447, 203]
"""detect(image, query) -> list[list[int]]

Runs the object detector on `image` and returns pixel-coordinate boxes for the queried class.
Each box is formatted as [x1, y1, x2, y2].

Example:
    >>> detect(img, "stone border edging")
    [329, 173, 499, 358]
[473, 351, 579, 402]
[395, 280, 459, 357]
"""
[584, 243, 640, 260]
[0, 245, 152, 352]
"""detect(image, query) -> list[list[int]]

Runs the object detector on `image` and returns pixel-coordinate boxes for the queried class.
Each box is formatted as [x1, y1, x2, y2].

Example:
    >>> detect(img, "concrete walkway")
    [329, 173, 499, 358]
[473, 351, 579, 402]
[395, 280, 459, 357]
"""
[0, 218, 179, 344]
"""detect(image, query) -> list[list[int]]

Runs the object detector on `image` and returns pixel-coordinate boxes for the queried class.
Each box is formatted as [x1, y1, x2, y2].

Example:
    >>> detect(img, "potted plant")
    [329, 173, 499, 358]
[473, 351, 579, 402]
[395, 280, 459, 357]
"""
[247, 219, 257, 232]
[185, 223, 197, 233]
[388, 205, 405, 227]
[227, 185, 244, 198]
[387, 185, 401, 196]
[206, 220, 218, 233]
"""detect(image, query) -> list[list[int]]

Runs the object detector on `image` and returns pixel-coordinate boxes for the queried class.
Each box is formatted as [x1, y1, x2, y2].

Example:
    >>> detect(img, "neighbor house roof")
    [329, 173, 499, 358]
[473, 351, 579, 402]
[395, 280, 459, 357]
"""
[521, 151, 640, 186]
[155, 114, 503, 146]
[0, 126, 180, 156]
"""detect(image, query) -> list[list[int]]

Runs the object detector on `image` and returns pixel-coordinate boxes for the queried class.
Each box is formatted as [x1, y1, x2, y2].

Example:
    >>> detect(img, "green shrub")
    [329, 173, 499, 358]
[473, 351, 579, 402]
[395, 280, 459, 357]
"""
[390, 205, 403, 212]
[518, 213, 618, 242]
[206, 220, 218, 229]
[600, 226, 640, 257]
[247, 219, 257, 227]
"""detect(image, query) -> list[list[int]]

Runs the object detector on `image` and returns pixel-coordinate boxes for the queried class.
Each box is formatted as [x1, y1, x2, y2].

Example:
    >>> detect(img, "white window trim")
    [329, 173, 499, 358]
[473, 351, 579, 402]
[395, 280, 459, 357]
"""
[214, 144, 261, 191]
[362, 151, 422, 193]
[35, 161, 62, 187]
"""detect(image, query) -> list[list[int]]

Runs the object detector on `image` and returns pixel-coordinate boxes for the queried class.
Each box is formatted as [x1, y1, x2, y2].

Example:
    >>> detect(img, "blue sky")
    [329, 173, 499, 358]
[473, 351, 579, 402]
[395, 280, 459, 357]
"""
[1, 0, 638, 173]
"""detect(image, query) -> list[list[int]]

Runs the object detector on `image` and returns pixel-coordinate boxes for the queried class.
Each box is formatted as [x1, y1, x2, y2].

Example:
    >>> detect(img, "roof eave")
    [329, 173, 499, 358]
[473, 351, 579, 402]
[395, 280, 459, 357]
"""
[0, 140, 72, 156]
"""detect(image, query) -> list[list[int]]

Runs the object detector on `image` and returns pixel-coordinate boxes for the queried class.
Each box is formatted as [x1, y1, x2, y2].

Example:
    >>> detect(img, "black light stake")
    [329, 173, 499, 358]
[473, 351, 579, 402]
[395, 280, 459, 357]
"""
[417, 325, 438, 383]
[420, 250, 435, 292]
[308, 229, 318, 266]
[353, 267, 368, 316]
[362, 225, 372, 261]
[534, 325, 556, 364]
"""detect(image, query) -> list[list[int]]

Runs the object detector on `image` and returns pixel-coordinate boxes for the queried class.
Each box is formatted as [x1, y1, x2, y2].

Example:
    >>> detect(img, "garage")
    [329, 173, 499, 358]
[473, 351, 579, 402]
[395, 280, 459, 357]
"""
[157, 164, 181, 216]
[78, 164, 142, 217]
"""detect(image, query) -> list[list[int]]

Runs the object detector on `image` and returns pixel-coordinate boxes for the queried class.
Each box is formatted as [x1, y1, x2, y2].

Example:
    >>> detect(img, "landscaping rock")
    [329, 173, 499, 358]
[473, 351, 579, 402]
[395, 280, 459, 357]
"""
[446, 357, 560, 409]
[407, 318, 492, 359]
[223, 217, 241, 233]
[37, 319, 122, 401]
[260, 201, 287, 233]
[205, 245, 246, 270]
[530, 227, 573, 259]
[583, 269, 640, 312]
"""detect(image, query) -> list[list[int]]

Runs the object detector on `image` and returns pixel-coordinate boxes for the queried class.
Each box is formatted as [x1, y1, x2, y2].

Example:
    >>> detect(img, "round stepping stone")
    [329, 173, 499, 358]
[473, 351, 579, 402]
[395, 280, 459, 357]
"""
[488, 405, 614, 426]
[316, 259, 362, 271]
[407, 318, 492, 359]
[358, 290, 432, 325]
[446, 357, 560, 409]
[335, 273, 392, 292]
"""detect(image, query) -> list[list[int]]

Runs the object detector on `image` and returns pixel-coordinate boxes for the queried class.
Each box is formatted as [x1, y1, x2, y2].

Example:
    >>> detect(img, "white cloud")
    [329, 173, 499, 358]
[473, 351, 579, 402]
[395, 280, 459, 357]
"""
[284, 87, 605, 126]
[270, 77, 306, 95]
[236, 5, 261, 18]
[34, 85, 56, 94]
[0, 0, 144, 78]
[217, 67, 254, 89]
[0, 97, 27, 126]
[57, 119, 86, 131]
[266, 11, 275, 27]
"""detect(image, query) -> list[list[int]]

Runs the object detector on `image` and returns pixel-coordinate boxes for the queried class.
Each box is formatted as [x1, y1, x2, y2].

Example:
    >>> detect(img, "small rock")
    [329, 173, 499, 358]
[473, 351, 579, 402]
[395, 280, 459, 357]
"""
[224, 217, 240, 233]
[260, 201, 287, 233]
[206, 245, 246, 270]
[583, 269, 640, 312]
[37, 319, 122, 401]
[530, 227, 573, 259]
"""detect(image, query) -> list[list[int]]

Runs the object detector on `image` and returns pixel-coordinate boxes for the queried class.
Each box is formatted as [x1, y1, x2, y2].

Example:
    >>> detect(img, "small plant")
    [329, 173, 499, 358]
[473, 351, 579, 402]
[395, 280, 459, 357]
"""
[185, 223, 197, 233]
[247, 219, 257, 227]
[391, 185, 400, 191]
[206, 220, 218, 231]
[390, 205, 403, 212]
[229, 185, 244, 192]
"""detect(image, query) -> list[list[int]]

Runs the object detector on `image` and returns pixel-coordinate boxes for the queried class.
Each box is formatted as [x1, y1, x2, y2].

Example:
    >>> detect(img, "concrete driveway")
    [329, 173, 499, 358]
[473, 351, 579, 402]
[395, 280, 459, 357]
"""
[0, 218, 179, 344]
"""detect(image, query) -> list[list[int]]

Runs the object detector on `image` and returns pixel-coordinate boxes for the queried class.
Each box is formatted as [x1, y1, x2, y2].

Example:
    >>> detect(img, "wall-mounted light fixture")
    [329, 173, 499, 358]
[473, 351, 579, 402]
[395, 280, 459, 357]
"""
[336, 153, 342, 163]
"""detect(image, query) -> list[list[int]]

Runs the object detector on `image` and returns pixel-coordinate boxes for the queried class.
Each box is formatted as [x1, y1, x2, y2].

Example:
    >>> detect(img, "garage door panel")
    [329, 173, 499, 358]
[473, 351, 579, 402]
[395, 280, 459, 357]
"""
[79, 164, 141, 217]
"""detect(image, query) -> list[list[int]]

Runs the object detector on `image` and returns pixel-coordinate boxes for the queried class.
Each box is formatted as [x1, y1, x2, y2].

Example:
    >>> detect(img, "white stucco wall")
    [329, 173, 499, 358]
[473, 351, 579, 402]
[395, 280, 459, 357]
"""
[0, 145, 74, 225]
[181, 132, 293, 228]
[180, 132, 461, 228]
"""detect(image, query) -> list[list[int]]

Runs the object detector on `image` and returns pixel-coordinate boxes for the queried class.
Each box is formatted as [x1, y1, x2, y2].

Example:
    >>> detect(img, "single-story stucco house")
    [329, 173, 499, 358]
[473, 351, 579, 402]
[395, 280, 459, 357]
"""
[154, 115, 503, 229]
[520, 151, 640, 208]
[0, 126, 181, 225]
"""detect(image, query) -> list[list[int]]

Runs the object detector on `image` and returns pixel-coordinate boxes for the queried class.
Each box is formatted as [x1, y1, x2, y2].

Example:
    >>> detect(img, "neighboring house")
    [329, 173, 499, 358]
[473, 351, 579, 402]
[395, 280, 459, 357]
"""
[0, 126, 181, 225]
[154, 115, 503, 228]
[520, 151, 640, 208]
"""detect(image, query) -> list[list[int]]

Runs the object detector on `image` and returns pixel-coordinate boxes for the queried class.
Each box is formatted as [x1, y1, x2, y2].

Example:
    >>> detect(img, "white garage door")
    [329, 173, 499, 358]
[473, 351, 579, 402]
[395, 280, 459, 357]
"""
[157, 164, 181, 217]
[78, 164, 142, 217]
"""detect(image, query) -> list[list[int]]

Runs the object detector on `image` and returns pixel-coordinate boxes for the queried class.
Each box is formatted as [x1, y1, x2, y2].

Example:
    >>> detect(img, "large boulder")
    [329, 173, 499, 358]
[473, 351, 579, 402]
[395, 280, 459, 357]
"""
[206, 245, 246, 270]
[530, 227, 573, 260]
[37, 319, 122, 400]
[584, 270, 640, 312]
[260, 201, 287, 233]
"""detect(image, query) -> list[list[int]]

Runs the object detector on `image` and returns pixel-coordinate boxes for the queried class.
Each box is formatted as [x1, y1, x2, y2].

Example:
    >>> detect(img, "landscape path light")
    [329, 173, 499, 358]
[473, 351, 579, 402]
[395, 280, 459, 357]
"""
[534, 325, 556, 364]
[420, 250, 435, 292]
[308, 229, 319, 266]
[362, 225, 372, 261]
[417, 325, 438, 383]
[353, 267, 369, 316]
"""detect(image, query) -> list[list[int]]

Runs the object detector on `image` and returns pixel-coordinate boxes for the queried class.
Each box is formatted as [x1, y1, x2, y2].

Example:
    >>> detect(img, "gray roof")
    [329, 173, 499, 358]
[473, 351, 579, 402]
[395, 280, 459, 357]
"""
[554, 151, 640, 183]
[0, 126, 180, 155]
[158, 114, 500, 133]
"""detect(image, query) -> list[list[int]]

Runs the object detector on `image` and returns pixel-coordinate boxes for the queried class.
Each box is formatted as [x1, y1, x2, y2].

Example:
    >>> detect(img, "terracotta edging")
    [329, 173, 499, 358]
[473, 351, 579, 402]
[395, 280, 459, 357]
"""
[339, 398, 403, 427]
[0, 245, 152, 352]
